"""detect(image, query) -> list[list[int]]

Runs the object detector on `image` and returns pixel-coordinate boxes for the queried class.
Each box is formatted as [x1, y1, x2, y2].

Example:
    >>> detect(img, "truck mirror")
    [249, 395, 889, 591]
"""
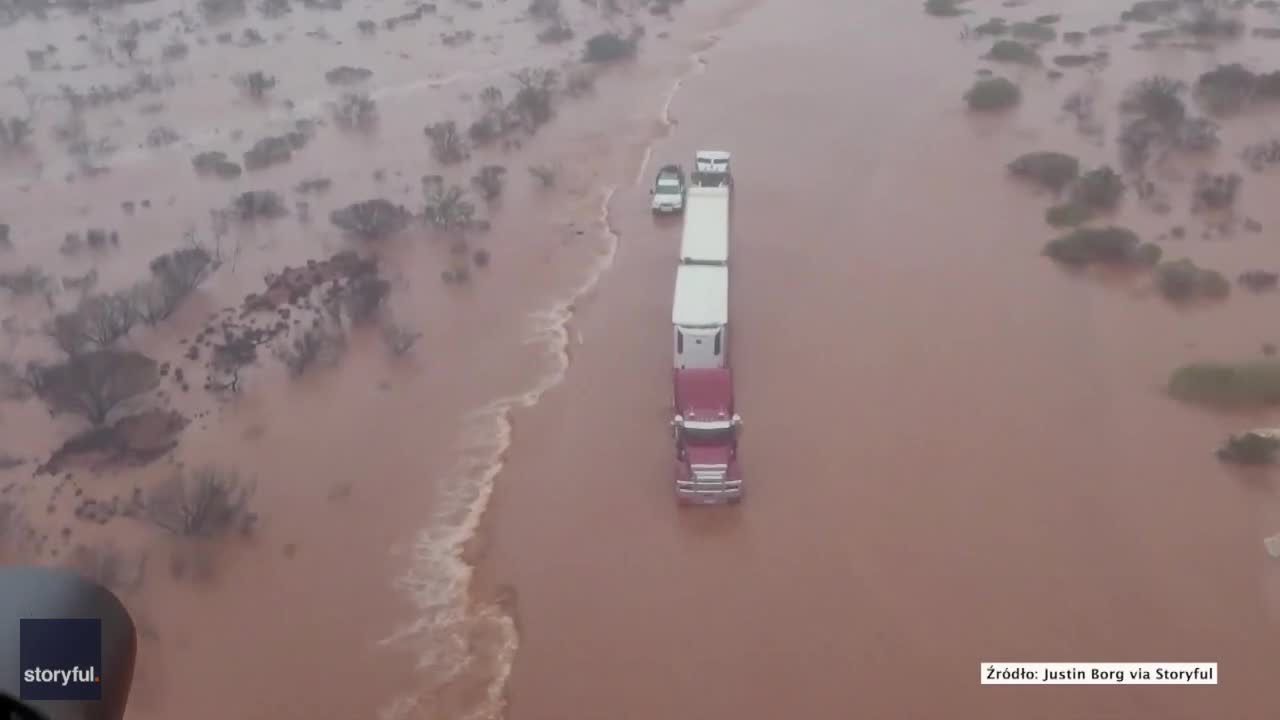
[671, 415, 682, 427]
[732, 414, 742, 426]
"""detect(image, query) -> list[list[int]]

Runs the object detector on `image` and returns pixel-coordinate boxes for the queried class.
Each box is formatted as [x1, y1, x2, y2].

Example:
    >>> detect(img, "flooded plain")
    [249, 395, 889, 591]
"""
[2, 0, 1280, 717]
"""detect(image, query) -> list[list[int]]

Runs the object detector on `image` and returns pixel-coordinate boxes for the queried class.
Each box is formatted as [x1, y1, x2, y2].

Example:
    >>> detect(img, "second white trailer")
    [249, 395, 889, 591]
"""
[672, 264, 729, 369]
[679, 185, 730, 266]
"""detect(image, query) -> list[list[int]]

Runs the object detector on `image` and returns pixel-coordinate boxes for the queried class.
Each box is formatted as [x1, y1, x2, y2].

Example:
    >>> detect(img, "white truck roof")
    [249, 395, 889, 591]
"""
[696, 150, 731, 161]
[680, 186, 730, 265]
[672, 264, 728, 327]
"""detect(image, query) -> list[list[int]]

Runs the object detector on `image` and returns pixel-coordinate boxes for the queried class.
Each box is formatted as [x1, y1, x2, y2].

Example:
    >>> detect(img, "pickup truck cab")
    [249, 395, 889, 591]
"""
[650, 164, 686, 214]
[691, 150, 732, 188]
[672, 367, 743, 503]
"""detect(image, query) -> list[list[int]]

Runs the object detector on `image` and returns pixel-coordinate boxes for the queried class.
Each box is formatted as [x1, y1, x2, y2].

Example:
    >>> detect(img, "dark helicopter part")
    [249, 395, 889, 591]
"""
[0, 566, 136, 720]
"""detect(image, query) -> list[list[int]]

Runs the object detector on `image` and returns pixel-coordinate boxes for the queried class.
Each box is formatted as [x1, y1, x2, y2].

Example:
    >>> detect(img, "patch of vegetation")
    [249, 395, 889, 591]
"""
[1238, 270, 1279, 292]
[1053, 54, 1093, 67]
[1180, 7, 1243, 37]
[583, 32, 637, 63]
[1035, 14, 1060, 24]
[985, 39, 1039, 64]
[142, 247, 214, 324]
[1175, 117, 1220, 151]
[1192, 172, 1242, 211]
[243, 135, 298, 170]
[1195, 64, 1264, 114]
[192, 151, 242, 179]
[509, 68, 558, 130]
[1169, 361, 1280, 407]
[1042, 226, 1142, 265]
[382, 322, 421, 356]
[974, 18, 1008, 35]
[275, 319, 345, 377]
[924, 0, 967, 17]
[1155, 258, 1230, 300]
[0, 266, 52, 297]
[0, 117, 33, 147]
[1122, 75, 1186, 128]
[1243, 139, 1280, 170]
[1011, 21, 1056, 42]
[1217, 431, 1280, 465]
[33, 350, 158, 425]
[423, 184, 476, 232]
[529, 164, 556, 187]
[471, 165, 507, 201]
[964, 76, 1021, 110]
[324, 66, 372, 85]
[424, 121, 468, 164]
[329, 200, 410, 239]
[259, 0, 290, 17]
[1071, 166, 1124, 210]
[332, 92, 376, 130]
[1045, 203, 1092, 227]
[1120, 0, 1179, 23]
[144, 465, 256, 538]
[233, 190, 287, 220]
[233, 71, 276, 99]
[1008, 151, 1078, 191]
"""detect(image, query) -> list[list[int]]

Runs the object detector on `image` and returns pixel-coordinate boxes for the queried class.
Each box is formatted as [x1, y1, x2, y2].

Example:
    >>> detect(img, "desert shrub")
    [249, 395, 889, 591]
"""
[243, 136, 294, 170]
[1238, 270, 1279, 292]
[0, 266, 52, 297]
[1122, 76, 1186, 128]
[423, 185, 476, 231]
[1071, 166, 1124, 210]
[1180, 7, 1243, 37]
[1196, 64, 1258, 114]
[199, 0, 246, 20]
[1175, 117, 1220, 151]
[233, 71, 276, 99]
[146, 126, 180, 147]
[35, 350, 159, 425]
[332, 92, 376, 130]
[340, 274, 390, 325]
[924, 0, 965, 16]
[1155, 258, 1229, 300]
[1121, 0, 1179, 23]
[1169, 361, 1280, 407]
[1053, 54, 1093, 68]
[1042, 227, 1141, 265]
[471, 165, 507, 201]
[382, 322, 421, 355]
[1217, 432, 1280, 464]
[233, 190, 287, 219]
[144, 465, 255, 538]
[1133, 242, 1163, 267]
[529, 164, 556, 187]
[0, 224, 10, 251]
[275, 320, 345, 377]
[424, 121, 467, 164]
[1192, 172, 1241, 211]
[974, 18, 1008, 35]
[473, 249, 490, 267]
[964, 77, 1020, 110]
[1011, 22, 1055, 42]
[324, 66, 372, 85]
[509, 68, 558, 129]
[330, 200, 409, 240]
[0, 117, 33, 147]
[192, 151, 242, 179]
[1007, 152, 1079, 191]
[537, 21, 574, 43]
[259, 0, 290, 16]
[583, 32, 636, 63]
[986, 39, 1039, 64]
[75, 293, 138, 347]
[1045, 203, 1093, 227]
[1118, 117, 1166, 169]
[1063, 31, 1086, 44]
[357, 18, 375, 33]
[144, 246, 214, 322]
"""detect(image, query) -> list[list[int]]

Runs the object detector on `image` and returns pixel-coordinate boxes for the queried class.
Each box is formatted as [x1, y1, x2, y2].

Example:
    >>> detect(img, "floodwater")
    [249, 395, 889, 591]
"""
[1, 0, 1279, 717]
[484, 0, 1280, 719]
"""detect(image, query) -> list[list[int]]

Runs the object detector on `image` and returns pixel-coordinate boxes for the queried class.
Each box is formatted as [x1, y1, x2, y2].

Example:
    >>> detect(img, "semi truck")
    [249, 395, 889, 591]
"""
[692, 150, 732, 188]
[672, 263, 728, 369]
[672, 367, 743, 503]
[679, 184, 730, 266]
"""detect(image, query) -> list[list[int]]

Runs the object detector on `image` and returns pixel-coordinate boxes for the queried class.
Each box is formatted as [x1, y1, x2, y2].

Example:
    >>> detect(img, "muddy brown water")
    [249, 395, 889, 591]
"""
[2, 0, 1280, 717]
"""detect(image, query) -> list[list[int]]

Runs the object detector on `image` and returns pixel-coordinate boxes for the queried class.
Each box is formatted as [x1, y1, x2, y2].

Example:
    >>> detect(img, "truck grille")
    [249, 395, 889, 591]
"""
[677, 464, 741, 500]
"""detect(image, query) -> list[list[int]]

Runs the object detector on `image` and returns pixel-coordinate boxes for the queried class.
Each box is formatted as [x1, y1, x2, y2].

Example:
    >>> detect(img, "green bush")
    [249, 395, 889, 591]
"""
[1011, 22, 1056, 42]
[924, 0, 966, 17]
[986, 39, 1039, 64]
[1008, 151, 1079, 191]
[1071, 166, 1124, 210]
[965, 77, 1021, 110]
[1042, 227, 1140, 265]
[1045, 203, 1092, 227]
[1133, 242, 1163, 267]
[1217, 432, 1280, 464]
[1155, 258, 1229, 300]
[1169, 362, 1280, 407]
[974, 18, 1008, 35]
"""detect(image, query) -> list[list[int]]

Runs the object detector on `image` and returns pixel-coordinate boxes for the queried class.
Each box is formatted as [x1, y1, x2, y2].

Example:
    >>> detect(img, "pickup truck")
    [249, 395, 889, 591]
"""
[650, 164, 686, 215]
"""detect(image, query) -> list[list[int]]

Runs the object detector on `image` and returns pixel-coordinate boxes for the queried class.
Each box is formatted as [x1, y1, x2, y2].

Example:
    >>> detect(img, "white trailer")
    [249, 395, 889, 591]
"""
[672, 264, 729, 369]
[679, 185, 730, 266]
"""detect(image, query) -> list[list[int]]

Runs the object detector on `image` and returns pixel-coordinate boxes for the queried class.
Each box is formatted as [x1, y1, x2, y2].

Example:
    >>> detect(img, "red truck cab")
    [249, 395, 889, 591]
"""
[672, 367, 743, 503]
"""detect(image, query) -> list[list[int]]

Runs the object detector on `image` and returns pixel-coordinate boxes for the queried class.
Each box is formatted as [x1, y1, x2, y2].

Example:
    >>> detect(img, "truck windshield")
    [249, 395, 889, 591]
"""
[680, 425, 732, 446]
